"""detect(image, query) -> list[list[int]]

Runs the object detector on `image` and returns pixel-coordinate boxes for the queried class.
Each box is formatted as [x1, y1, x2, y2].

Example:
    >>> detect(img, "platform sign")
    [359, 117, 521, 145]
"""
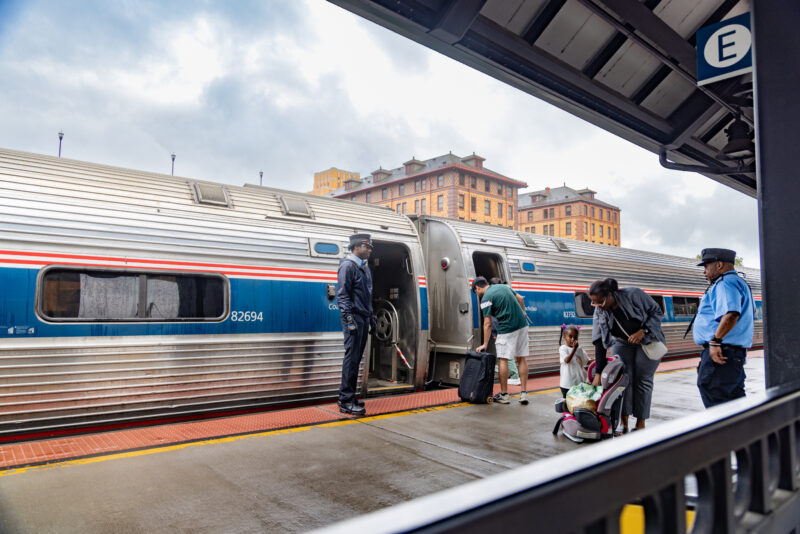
[696, 12, 752, 86]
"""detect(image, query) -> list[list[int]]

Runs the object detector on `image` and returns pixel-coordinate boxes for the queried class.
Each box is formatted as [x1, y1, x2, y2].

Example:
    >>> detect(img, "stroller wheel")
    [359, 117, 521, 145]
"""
[486, 396, 494, 404]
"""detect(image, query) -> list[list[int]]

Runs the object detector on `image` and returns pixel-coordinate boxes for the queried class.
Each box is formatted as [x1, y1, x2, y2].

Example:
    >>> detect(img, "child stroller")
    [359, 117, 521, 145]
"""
[552, 355, 628, 442]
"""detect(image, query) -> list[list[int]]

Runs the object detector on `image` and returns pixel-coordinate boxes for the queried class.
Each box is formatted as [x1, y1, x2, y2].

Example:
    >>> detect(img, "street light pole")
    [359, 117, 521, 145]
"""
[171, 153, 176, 176]
[58, 131, 64, 158]
[259, 171, 263, 186]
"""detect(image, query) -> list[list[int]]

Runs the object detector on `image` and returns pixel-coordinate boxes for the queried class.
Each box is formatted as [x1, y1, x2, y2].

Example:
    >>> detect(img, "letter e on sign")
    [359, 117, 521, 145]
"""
[696, 12, 753, 86]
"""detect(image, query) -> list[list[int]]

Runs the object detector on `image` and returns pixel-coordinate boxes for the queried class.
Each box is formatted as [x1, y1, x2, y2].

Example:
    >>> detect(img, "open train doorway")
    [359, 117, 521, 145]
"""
[472, 251, 506, 351]
[366, 241, 419, 396]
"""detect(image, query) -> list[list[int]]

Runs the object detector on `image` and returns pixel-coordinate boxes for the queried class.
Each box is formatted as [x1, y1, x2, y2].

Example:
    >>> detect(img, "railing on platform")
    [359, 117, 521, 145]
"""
[314, 384, 800, 533]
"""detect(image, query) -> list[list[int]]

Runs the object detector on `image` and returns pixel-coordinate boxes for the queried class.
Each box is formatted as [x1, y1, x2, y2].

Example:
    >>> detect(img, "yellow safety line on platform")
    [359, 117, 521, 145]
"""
[0, 367, 687, 478]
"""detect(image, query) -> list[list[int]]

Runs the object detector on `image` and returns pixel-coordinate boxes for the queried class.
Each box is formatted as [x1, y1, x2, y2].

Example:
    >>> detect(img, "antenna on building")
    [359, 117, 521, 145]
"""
[58, 131, 64, 158]
[171, 153, 176, 176]
[259, 171, 263, 186]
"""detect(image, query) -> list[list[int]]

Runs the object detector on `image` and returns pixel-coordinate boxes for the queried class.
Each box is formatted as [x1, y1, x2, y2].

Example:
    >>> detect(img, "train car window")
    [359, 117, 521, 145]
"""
[521, 262, 536, 272]
[313, 242, 340, 255]
[673, 296, 700, 317]
[574, 292, 594, 318]
[39, 268, 227, 322]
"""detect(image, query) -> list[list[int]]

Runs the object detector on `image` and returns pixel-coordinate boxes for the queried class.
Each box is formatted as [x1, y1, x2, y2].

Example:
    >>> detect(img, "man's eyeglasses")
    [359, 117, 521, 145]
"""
[590, 296, 607, 308]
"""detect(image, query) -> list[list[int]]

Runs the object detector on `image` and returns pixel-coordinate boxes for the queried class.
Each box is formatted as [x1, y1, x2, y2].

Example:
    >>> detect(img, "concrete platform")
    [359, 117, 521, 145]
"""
[0, 355, 765, 533]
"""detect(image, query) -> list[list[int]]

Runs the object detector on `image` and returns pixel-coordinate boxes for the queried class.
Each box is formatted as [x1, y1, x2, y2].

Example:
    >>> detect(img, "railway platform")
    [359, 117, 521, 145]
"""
[0, 352, 764, 533]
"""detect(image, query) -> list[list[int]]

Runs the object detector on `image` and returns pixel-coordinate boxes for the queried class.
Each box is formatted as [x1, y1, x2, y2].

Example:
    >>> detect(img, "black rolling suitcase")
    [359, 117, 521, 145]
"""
[458, 350, 497, 403]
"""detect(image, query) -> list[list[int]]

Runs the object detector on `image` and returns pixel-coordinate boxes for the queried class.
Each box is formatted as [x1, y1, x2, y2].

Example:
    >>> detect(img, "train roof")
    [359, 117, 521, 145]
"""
[415, 215, 762, 294]
[0, 147, 419, 263]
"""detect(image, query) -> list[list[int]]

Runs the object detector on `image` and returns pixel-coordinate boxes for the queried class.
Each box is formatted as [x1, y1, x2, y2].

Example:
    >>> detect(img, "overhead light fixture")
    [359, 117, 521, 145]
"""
[719, 117, 755, 159]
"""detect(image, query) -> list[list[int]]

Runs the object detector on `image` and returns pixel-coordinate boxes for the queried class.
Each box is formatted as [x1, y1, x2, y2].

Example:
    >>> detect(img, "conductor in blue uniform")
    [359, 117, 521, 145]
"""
[693, 248, 754, 408]
[336, 233, 374, 415]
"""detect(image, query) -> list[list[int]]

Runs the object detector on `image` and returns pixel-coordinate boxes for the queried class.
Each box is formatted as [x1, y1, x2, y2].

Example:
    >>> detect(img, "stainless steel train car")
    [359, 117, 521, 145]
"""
[415, 215, 762, 385]
[0, 148, 429, 437]
[0, 148, 763, 437]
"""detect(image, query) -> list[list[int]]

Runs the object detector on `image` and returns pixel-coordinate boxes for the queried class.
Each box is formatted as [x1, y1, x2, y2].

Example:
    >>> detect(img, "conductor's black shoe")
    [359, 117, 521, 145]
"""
[338, 402, 366, 416]
[355, 399, 365, 407]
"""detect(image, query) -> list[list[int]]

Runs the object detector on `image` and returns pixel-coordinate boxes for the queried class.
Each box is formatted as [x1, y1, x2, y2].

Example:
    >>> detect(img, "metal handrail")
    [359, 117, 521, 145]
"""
[313, 381, 800, 533]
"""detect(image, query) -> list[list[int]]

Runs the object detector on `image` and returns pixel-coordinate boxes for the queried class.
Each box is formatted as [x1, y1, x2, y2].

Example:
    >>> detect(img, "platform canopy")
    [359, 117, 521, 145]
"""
[329, 0, 756, 196]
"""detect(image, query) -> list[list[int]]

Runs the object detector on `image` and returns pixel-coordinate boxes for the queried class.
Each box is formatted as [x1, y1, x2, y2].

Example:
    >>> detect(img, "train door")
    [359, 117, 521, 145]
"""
[365, 241, 419, 396]
[472, 251, 507, 350]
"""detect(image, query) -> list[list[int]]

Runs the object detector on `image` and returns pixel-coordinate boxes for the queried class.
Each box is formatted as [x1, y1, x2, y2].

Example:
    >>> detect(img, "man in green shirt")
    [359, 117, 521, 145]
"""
[473, 276, 530, 405]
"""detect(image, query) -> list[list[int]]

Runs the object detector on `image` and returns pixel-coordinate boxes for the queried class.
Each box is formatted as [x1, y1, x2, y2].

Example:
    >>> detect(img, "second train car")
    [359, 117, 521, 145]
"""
[0, 148, 762, 437]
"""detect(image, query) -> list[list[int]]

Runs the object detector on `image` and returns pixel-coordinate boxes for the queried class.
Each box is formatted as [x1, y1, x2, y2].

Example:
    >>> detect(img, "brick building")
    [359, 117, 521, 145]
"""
[518, 185, 621, 246]
[327, 153, 528, 229]
[311, 167, 360, 196]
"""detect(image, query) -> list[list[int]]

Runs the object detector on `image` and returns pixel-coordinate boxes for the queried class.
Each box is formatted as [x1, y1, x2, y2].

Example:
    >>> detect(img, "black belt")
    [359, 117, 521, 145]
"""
[702, 343, 745, 350]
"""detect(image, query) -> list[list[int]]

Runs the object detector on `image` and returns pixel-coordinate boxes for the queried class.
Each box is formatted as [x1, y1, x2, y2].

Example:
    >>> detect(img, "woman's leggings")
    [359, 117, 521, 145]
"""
[609, 341, 660, 420]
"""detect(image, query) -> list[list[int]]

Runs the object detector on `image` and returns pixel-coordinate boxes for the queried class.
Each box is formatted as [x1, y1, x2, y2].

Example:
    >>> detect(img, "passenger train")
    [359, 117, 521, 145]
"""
[0, 148, 763, 438]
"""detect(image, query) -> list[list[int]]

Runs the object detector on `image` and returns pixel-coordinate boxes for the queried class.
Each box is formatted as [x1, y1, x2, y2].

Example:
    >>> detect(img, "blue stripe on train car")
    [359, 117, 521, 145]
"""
[0, 268, 342, 337]
[419, 287, 428, 331]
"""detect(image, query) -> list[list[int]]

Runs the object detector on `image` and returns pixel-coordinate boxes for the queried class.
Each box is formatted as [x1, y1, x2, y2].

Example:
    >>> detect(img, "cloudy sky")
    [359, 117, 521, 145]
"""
[0, 0, 761, 267]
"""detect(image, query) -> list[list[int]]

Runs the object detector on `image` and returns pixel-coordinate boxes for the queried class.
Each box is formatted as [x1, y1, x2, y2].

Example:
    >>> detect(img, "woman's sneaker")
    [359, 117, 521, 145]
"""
[519, 392, 529, 405]
[493, 392, 510, 404]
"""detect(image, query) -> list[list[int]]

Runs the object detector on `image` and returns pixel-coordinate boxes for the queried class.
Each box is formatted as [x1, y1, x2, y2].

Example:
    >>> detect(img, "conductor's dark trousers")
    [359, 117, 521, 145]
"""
[697, 345, 746, 408]
[339, 315, 368, 404]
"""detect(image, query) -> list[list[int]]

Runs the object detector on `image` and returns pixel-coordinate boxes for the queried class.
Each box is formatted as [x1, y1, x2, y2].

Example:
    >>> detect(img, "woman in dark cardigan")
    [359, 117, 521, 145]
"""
[589, 278, 666, 433]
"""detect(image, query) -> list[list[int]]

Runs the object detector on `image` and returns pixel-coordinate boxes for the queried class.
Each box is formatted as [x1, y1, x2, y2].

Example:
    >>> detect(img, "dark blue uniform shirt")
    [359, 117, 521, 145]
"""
[337, 253, 373, 319]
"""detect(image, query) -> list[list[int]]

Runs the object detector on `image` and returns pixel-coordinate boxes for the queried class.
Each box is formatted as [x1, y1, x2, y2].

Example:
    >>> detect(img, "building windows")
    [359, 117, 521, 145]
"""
[414, 181, 420, 192]
[565, 205, 572, 216]
[527, 211, 533, 222]
[396, 203, 401, 212]
[366, 192, 371, 202]
[484, 179, 491, 192]
[543, 225, 549, 236]
[583, 205, 588, 215]
[584, 222, 588, 234]
[508, 188, 513, 198]
[421, 179, 428, 190]
[470, 176, 477, 188]
[458, 194, 465, 210]
[437, 175, 444, 188]
[599, 208, 603, 219]
[414, 199, 419, 213]
[498, 184, 503, 195]
[613, 212, 617, 222]
[471, 196, 476, 211]
[591, 207, 595, 217]
[437, 195, 444, 211]
[399, 183, 405, 196]
[382, 188, 388, 200]
[607, 211, 611, 221]
[543, 209, 549, 219]
[592, 223, 596, 235]
[459, 173, 465, 186]
[484, 200, 491, 215]
[421, 198, 426, 214]
[614, 228, 618, 240]
[531, 226, 535, 233]
[607, 226, 611, 239]
[508, 205, 513, 219]
[550, 224, 555, 235]
[402, 202, 407, 213]
[599, 226, 604, 237]
[497, 203, 503, 218]
[566, 222, 572, 235]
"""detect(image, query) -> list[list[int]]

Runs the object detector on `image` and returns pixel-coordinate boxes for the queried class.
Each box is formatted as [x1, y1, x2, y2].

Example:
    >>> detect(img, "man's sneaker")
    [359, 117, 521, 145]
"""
[508, 377, 521, 385]
[493, 392, 510, 404]
[519, 392, 529, 405]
